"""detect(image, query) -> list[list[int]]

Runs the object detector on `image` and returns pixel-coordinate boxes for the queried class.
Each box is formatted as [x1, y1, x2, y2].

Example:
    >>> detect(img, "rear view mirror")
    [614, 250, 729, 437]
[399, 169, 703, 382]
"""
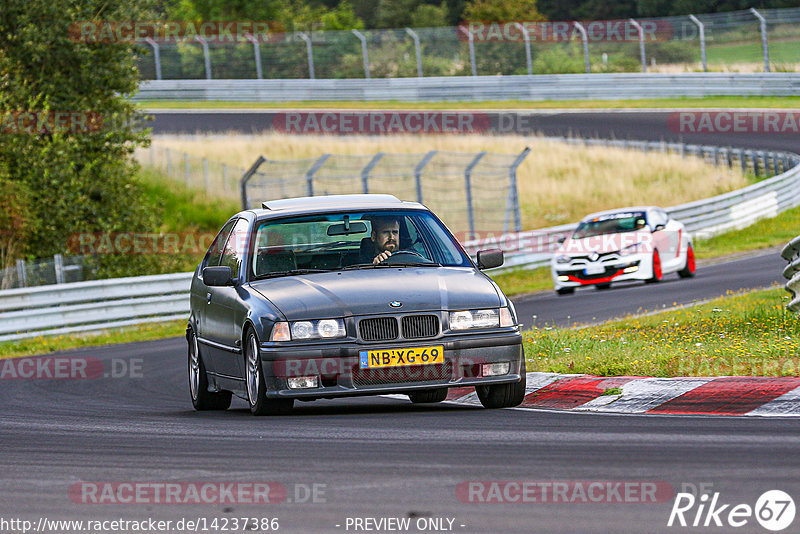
[327, 221, 368, 236]
[203, 266, 234, 286]
[477, 249, 504, 270]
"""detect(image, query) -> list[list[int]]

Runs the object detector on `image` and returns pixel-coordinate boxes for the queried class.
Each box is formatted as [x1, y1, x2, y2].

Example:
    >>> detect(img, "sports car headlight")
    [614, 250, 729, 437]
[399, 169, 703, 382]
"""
[450, 309, 501, 331]
[555, 254, 572, 264]
[272, 319, 346, 341]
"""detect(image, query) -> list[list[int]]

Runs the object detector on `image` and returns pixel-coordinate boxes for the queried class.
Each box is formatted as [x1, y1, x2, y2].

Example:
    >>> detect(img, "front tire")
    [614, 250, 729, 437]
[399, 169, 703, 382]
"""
[556, 287, 575, 295]
[476, 359, 527, 409]
[678, 244, 696, 278]
[595, 282, 612, 290]
[188, 331, 232, 411]
[245, 329, 293, 416]
[645, 249, 663, 284]
[408, 388, 448, 404]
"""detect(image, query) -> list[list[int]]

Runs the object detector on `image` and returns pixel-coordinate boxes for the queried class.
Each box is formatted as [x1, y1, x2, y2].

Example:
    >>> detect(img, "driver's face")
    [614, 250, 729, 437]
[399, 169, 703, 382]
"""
[372, 221, 399, 253]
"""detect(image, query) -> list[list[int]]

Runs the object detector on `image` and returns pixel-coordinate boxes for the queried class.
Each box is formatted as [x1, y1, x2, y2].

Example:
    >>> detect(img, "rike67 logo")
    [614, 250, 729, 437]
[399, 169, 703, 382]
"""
[668, 489, 795, 531]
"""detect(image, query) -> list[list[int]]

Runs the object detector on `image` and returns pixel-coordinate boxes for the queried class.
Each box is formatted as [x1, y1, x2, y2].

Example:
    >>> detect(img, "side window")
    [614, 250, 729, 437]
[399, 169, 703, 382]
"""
[202, 219, 237, 269]
[219, 218, 250, 278]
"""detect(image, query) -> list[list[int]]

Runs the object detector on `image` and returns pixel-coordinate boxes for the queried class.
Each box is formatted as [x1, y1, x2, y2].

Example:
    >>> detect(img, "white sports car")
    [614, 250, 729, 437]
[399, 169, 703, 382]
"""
[551, 206, 695, 295]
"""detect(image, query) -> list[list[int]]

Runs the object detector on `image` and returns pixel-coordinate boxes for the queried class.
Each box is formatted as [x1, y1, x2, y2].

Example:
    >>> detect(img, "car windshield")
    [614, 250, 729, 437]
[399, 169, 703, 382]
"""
[572, 211, 647, 239]
[250, 210, 471, 279]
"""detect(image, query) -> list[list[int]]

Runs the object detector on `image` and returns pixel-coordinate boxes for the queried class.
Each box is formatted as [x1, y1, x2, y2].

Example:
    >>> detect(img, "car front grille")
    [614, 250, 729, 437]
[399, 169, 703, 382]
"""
[358, 317, 399, 341]
[351, 361, 453, 387]
[401, 314, 439, 339]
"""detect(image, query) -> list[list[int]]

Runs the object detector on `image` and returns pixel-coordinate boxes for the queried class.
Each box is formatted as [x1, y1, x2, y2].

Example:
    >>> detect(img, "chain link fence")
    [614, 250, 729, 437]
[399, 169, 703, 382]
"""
[134, 7, 800, 81]
[240, 149, 529, 238]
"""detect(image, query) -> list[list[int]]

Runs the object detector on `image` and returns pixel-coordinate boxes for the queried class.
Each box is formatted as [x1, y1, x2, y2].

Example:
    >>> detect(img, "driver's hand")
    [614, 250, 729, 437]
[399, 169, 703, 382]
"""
[373, 251, 392, 264]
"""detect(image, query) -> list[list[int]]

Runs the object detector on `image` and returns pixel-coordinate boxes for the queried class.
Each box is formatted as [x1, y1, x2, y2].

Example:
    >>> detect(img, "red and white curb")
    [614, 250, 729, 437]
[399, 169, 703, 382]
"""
[443, 373, 800, 416]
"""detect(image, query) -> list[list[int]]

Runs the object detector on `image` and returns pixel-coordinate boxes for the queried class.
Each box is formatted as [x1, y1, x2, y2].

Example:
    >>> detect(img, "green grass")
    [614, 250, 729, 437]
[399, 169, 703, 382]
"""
[707, 40, 800, 66]
[137, 96, 800, 110]
[523, 287, 797, 377]
[0, 320, 187, 359]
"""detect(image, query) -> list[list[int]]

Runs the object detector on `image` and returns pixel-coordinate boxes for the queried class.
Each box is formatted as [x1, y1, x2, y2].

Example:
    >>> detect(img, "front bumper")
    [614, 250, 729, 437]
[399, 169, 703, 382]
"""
[258, 332, 523, 399]
[552, 253, 651, 289]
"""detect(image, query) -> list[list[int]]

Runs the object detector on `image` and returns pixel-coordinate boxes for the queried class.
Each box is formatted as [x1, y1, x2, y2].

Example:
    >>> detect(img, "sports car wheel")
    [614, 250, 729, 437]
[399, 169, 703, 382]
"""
[408, 388, 448, 404]
[645, 250, 663, 284]
[678, 244, 696, 278]
[245, 329, 293, 416]
[476, 359, 527, 409]
[189, 331, 231, 411]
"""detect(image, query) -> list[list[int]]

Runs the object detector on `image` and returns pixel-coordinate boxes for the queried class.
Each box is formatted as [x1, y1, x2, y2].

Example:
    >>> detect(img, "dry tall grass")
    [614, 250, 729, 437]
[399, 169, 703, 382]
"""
[148, 134, 748, 229]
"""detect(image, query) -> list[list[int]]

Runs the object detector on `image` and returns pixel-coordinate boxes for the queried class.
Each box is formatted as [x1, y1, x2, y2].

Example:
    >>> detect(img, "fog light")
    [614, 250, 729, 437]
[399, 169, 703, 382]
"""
[623, 265, 639, 273]
[287, 376, 319, 389]
[557, 275, 569, 282]
[481, 362, 510, 377]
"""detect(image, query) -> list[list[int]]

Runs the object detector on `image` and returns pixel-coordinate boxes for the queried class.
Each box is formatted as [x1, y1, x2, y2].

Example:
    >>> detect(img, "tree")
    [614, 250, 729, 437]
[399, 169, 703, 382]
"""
[462, 0, 546, 21]
[0, 0, 156, 265]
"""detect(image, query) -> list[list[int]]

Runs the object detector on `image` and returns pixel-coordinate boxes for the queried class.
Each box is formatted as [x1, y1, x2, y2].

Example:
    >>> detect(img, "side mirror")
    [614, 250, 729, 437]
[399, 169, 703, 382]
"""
[557, 236, 567, 244]
[477, 249, 504, 270]
[203, 266, 234, 287]
[654, 224, 666, 232]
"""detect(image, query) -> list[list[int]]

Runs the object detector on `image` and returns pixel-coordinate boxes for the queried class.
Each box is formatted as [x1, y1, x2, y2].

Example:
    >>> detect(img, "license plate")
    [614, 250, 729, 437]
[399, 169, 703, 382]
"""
[584, 265, 605, 275]
[359, 346, 444, 369]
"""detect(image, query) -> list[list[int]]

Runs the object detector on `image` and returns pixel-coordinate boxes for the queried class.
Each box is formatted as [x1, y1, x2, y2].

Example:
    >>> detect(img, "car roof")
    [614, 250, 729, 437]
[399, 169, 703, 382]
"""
[248, 194, 427, 219]
[580, 206, 660, 221]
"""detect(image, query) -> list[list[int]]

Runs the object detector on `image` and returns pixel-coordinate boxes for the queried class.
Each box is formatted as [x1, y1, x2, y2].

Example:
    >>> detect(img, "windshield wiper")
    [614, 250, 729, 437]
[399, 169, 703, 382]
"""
[253, 269, 331, 280]
[342, 262, 441, 270]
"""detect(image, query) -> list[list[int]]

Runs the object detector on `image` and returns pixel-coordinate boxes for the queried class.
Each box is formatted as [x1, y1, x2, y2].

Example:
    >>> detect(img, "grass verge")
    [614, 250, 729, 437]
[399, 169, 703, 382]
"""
[0, 320, 187, 359]
[138, 96, 800, 110]
[524, 287, 797, 377]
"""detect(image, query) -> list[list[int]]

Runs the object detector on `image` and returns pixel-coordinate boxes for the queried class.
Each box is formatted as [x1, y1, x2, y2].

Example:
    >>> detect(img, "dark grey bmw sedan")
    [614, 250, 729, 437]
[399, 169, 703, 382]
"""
[188, 194, 525, 415]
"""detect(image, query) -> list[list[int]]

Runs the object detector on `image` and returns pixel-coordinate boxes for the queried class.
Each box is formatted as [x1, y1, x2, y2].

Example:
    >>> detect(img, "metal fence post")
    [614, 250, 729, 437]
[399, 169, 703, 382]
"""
[405, 28, 423, 77]
[54, 254, 64, 285]
[513, 23, 532, 75]
[184, 153, 191, 186]
[750, 8, 770, 72]
[298, 32, 315, 79]
[16, 259, 26, 288]
[361, 152, 384, 193]
[573, 22, 590, 73]
[459, 26, 477, 76]
[464, 152, 486, 238]
[414, 151, 437, 204]
[144, 37, 162, 80]
[306, 154, 331, 197]
[166, 148, 173, 175]
[245, 33, 263, 79]
[508, 147, 530, 232]
[195, 36, 212, 79]
[352, 30, 370, 79]
[240, 156, 266, 209]
[629, 19, 647, 73]
[739, 149, 748, 174]
[726, 147, 733, 168]
[688, 15, 707, 72]
[203, 158, 210, 193]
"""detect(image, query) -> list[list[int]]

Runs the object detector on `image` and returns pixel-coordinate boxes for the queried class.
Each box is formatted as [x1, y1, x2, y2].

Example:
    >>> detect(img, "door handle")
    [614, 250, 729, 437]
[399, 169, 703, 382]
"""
[206, 292, 212, 304]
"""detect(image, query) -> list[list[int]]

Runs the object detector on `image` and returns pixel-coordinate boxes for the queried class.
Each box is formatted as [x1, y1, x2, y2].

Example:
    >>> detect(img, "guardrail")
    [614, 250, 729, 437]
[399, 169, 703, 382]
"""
[0, 273, 192, 342]
[782, 236, 800, 312]
[133, 73, 800, 102]
[3, 138, 799, 341]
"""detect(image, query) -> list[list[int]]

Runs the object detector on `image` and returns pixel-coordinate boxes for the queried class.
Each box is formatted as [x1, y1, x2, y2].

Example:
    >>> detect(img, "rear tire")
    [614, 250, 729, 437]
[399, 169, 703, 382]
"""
[476, 359, 527, 409]
[245, 328, 293, 416]
[678, 244, 696, 278]
[645, 250, 663, 284]
[189, 331, 232, 411]
[408, 388, 448, 404]
[556, 287, 575, 295]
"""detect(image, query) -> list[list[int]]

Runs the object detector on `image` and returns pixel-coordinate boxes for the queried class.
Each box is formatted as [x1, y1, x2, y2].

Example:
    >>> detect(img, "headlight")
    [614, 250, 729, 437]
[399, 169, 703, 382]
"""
[272, 319, 346, 341]
[620, 242, 643, 256]
[555, 254, 572, 264]
[450, 309, 501, 331]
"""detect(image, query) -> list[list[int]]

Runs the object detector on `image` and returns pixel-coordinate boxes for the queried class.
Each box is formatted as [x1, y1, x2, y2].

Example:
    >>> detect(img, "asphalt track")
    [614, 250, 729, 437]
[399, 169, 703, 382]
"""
[1, 112, 798, 533]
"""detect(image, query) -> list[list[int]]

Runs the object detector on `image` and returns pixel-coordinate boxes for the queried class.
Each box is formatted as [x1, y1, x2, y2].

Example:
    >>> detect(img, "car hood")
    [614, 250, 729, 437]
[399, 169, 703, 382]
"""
[558, 230, 651, 255]
[249, 267, 501, 320]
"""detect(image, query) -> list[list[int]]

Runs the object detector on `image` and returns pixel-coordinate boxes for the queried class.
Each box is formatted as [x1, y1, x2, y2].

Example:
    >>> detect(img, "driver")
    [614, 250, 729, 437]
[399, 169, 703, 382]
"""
[370, 216, 400, 264]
